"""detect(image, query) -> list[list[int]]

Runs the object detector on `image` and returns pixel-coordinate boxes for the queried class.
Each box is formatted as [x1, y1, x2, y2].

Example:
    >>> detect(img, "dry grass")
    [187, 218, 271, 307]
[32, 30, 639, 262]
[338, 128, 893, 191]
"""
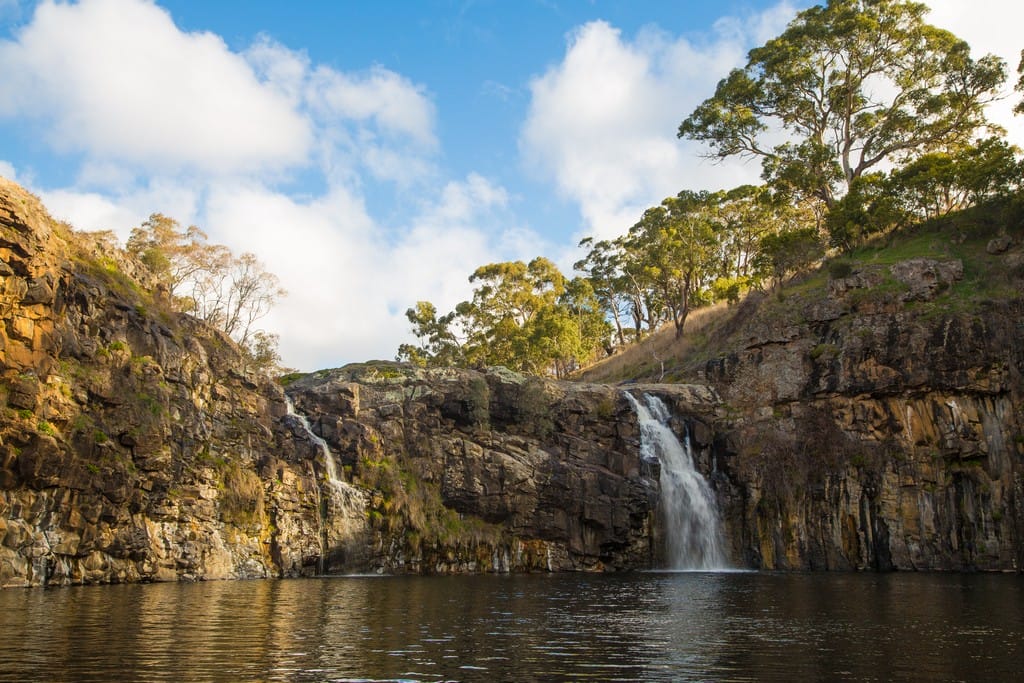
[575, 301, 735, 384]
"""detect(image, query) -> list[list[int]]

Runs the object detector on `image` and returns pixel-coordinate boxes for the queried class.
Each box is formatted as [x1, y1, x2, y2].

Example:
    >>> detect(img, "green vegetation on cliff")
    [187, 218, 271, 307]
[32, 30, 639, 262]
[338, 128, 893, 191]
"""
[398, 0, 1022, 379]
[579, 197, 1024, 384]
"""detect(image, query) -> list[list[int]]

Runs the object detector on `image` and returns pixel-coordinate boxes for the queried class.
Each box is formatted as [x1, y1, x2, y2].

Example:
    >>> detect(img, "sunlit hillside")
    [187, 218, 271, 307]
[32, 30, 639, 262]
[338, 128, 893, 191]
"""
[575, 198, 1024, 385]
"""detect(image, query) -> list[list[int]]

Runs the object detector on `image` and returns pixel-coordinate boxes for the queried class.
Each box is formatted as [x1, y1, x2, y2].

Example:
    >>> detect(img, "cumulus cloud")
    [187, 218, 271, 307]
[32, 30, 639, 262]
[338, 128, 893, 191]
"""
[307, 65, 437, 148]
[0, 159, 17, 182]
[520, 9, 796, 241]
[0, 0, 311, 174]
[204, 173, 521, 370]
[924, 0, 1024, 149]
[244, 34, 439, 186]
[0, 0, 440, 183]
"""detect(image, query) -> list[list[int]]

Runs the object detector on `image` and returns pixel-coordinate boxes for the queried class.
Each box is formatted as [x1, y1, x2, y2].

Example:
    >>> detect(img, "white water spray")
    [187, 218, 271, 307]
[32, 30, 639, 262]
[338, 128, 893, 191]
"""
[285, 396, 345, 490]
[626, 393, 726, 570]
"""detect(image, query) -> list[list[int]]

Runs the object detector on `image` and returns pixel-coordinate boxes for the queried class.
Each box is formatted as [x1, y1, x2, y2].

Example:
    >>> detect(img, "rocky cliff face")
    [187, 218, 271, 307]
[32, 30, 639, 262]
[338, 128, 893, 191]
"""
[0, 178, 683, 586]
[285, 365, 718, 573]
[0, 179, 370, 588]
[2, 176, 1022, 587]
[704, 257, 1024, 571]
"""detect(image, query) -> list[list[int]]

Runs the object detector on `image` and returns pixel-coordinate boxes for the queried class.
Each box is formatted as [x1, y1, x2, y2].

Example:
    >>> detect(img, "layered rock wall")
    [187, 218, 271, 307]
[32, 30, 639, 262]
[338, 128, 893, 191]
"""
[705, 258, 1024, 570]
[285, 367, 721, 572]
[0, 179, 369, 587]
[2, 176, 1022, 586]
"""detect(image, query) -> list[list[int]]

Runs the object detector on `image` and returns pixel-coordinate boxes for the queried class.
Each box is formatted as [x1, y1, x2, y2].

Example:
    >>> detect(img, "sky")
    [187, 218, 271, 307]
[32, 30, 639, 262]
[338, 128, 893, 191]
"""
[0, 0, 1021, 371]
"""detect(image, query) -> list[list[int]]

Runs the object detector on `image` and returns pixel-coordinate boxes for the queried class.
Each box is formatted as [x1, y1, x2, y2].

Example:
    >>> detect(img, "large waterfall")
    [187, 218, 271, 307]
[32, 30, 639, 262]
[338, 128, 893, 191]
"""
[626, 393, 726, 570]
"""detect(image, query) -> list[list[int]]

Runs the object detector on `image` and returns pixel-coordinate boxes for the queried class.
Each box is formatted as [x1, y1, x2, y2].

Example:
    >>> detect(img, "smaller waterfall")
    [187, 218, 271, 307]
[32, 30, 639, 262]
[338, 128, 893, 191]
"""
[285, 396, 344, 490]
[626, 393, 726, 570]
[284, 396, 371, 576]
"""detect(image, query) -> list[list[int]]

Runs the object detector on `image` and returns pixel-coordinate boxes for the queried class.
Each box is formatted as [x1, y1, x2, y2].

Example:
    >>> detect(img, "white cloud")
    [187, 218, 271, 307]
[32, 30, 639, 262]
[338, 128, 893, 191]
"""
[40, 179, 200, 235]
[307, 65, 437, 148]
[0, 0, 311, 175]
[203, 173, 523, 370]
[245, 35, 439, 186]
[0, 159, 16, 182]
[40, 189, 141, 234]
[924, 0, 1024, 149]
[520, 9, 795, 241]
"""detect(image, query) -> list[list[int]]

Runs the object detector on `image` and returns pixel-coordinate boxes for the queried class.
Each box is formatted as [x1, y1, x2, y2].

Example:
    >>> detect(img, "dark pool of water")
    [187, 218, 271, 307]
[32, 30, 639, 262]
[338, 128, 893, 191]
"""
[0, 571, 1021, 681]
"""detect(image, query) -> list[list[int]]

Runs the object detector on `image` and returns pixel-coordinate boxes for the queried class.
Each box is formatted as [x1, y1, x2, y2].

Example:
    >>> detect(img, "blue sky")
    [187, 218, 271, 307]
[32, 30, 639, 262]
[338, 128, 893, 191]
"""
[1, 0, 1021, 371]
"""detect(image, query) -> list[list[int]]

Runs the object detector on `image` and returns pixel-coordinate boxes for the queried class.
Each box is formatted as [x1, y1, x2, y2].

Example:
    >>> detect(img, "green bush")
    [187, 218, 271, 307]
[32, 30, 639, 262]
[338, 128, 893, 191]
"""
[828, 260, 854, 280]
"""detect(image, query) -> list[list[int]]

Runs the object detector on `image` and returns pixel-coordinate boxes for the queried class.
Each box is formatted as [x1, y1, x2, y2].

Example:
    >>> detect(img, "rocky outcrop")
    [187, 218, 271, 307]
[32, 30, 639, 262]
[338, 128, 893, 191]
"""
[703, 257, 1024, 571]
[0, 178, 701, 586]
[285, 366, 718, 572]
[0, 179, 369, 587]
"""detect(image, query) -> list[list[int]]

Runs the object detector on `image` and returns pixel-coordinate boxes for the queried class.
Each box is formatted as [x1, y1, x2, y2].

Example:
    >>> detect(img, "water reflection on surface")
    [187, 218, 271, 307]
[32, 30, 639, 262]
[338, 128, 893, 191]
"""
[1, 572, 1022, 681]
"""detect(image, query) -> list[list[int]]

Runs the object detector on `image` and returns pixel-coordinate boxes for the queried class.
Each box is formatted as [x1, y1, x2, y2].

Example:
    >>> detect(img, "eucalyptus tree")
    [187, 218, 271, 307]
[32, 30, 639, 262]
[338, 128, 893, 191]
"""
[126, 214, 285, 369]
[398, 257, 609, 376]
[713, 186, 771, 280]
[678, 0, 1006, 209]
[889, 136, 1022, 220]
[457, 257, 565, 369]
[397, 301, 463, 367]
[553, 276, 614, 373]
[126, 213, 210, 301]
[625, 191, 721, 340]
[1016, 50, 1024, 115]
[574, 237, 632, 346]
[189, 251, 285, 350]
[712, 185, 824, 297]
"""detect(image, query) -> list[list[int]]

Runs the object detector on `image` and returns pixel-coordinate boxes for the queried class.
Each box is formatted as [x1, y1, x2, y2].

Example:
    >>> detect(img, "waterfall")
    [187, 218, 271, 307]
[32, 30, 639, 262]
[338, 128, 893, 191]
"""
[284, 396, 344, 490]
[626, 392, 726, 570]
[284, 396, 371, 576]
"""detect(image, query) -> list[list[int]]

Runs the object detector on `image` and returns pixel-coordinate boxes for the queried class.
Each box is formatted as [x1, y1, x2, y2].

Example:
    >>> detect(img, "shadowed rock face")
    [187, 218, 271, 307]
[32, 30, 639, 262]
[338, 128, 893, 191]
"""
[277, 365, 724, 574]
[284, 366, 718, 573]
[703, 260, 1024, 571]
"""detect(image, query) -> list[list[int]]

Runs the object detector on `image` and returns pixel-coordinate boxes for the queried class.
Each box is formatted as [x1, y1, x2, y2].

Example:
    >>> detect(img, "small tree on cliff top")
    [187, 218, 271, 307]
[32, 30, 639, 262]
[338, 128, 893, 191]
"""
[397, 257, 610, 377]
[127, 213, 286, 370]
[126, 213, 209, 301]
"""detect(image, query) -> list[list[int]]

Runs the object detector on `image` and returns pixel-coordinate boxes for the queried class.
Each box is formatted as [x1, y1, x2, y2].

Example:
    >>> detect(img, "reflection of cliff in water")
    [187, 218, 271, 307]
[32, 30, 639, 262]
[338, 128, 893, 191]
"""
[1, 574, 1022, 680]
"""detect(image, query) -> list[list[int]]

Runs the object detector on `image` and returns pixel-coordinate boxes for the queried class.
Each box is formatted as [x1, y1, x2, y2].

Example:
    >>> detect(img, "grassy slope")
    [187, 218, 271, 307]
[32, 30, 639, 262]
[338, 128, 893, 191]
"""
[575, 198, 1024, 385]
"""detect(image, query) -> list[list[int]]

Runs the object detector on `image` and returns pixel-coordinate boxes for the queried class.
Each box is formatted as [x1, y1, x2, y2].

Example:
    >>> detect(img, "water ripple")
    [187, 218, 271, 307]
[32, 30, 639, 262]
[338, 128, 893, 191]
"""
[0, 573, 1022, 681]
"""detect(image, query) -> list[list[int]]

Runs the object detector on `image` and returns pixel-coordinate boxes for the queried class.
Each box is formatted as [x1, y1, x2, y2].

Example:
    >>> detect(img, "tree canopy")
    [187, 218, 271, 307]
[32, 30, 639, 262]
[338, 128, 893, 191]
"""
[397, 2, 1022, 378]
[678, 0, 1006, 207]
[127, 214, 286, 370]
[397, 258, 611, 377]
[625, 191, 720, 339]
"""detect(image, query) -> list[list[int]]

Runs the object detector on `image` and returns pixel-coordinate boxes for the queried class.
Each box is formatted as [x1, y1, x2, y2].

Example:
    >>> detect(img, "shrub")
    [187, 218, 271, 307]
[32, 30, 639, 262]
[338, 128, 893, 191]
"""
[828, 260, 854, 280]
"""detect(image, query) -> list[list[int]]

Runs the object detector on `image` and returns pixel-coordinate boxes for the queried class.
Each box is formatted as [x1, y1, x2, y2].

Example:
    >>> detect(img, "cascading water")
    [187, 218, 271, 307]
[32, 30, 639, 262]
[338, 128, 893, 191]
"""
[626, 392, 726, 570]
[285, 396, 344, 490]
[284, 396, 369, 575]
